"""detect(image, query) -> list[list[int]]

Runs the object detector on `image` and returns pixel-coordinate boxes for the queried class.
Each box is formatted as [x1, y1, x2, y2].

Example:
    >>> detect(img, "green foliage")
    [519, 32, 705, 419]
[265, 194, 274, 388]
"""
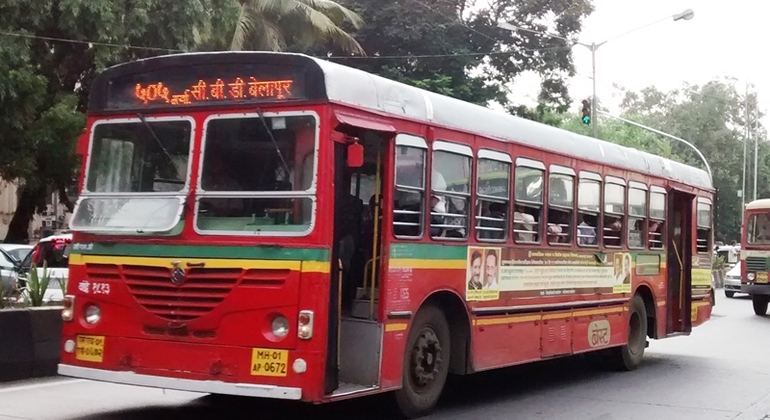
[25, 263, 51, 307]
[0, 0, 233, 242]
[558, 78, 764, 243]
[335, 0, 594, 109]
[230, 0, 364, 53]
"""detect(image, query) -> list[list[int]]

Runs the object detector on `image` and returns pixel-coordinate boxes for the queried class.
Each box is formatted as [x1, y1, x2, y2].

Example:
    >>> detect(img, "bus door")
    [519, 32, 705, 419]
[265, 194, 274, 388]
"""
[327, 127, 389, 395]
[666, 190, 694, 334]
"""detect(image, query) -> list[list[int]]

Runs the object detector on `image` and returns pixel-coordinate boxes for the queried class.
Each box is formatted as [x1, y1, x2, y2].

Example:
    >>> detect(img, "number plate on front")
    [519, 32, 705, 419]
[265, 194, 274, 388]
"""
[757, 272, 768, 284]
[250, 348, 288, 377]
[75, 335, 105, 363]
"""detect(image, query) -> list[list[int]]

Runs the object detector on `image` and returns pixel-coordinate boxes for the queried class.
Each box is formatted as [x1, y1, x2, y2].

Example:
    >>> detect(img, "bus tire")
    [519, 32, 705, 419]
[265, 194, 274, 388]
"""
[752, 294, 769, 316]
[607, 294, 647, 371]
[725, 290, 735, 298]
[394, 305, 450, 419]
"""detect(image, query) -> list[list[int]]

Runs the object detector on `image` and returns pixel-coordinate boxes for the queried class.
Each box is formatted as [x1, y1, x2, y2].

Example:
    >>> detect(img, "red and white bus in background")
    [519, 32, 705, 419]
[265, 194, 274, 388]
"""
[741, 199, 770, 315]
[58, 52, 714, 418]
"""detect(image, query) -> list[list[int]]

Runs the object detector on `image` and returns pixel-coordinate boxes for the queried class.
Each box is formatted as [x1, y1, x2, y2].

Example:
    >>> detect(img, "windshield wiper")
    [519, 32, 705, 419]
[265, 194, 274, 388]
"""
[255, 108, 291, 179]
[137, 113, 175, 164]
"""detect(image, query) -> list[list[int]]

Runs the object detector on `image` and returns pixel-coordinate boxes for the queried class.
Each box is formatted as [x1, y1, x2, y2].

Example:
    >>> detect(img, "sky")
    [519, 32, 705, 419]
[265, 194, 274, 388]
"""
[510, 0, 770, 126]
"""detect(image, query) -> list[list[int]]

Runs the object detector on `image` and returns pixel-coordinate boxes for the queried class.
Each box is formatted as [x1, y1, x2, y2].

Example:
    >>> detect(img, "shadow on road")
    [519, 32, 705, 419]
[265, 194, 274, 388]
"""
[67, 354, 659, 420]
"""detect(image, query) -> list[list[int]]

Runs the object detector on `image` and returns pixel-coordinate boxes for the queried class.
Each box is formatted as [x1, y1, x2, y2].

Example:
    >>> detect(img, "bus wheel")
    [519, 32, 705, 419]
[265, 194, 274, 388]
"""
[394, 305, 450, 419]
[607, 294, 647, 371]
[752, 295, 769, 316]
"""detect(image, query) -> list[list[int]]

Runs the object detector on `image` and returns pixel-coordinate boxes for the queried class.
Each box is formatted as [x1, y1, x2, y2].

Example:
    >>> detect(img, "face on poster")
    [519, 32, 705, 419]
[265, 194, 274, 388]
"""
[466, 247, 501, 301]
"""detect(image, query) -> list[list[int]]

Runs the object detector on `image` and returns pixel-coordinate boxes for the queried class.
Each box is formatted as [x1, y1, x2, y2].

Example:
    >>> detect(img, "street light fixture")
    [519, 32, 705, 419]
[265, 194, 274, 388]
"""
[498, 8, 695, 138]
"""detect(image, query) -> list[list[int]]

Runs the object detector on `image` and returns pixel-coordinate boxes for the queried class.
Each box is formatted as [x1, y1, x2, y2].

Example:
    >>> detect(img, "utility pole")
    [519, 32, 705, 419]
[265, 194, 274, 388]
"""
[743, 81, 749, 226]
[754, 92, 760, 201]
[591, 42, 598, 139]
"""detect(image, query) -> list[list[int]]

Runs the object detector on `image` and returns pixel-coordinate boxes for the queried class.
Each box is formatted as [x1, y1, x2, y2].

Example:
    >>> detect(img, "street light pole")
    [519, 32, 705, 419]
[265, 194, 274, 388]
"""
[498, 9, 694, 139]
[596, 110, 712, 182]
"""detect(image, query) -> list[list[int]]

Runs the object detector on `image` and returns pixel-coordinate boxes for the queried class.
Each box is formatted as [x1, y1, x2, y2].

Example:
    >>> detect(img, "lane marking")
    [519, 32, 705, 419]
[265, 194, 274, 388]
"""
[0, 378, 86, 394]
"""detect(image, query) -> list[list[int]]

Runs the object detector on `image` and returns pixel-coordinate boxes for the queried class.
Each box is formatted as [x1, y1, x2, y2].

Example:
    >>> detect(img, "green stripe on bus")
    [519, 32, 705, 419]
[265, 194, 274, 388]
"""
[389, 243, 466, 260]
[72, 243, 330, 261]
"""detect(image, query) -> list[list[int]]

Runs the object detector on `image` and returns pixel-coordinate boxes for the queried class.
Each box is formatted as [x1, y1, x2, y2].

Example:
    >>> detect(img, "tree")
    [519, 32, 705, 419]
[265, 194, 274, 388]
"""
[558, 79, 765, 242]
[0, 0, 231, 242]
[230, 0, 365, 54]
[334, 0, 594, 109]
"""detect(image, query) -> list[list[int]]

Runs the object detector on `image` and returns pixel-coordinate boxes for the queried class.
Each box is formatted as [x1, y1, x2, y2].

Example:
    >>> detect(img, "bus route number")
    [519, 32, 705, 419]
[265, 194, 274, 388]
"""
[250, 348, 288, 377]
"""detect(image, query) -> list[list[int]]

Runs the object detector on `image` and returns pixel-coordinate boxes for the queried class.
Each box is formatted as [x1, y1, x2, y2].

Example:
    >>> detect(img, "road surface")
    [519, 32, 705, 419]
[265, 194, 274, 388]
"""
[2, 291, 769, 420]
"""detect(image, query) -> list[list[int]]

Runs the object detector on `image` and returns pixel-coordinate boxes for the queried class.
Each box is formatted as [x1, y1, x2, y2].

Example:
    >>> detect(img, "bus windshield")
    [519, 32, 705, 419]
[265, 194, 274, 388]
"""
[747, 212, 770, 245]
[195, 112, 317, 235]
[70, 118, 193, 233]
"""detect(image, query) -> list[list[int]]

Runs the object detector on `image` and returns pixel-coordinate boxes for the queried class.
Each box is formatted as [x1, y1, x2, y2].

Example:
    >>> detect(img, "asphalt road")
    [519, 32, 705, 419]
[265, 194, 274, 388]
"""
[2, 291, 770, 420]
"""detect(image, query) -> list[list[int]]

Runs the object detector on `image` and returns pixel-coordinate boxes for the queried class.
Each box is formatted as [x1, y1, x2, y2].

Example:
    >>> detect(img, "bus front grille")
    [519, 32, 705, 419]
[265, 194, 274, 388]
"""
[84, 264, 239, 321]
[745, 257, 769, 272]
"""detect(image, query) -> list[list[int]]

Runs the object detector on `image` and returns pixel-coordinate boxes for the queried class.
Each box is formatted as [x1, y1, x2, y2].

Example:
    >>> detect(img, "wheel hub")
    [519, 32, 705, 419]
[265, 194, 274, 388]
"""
[410, 328, 443, 389]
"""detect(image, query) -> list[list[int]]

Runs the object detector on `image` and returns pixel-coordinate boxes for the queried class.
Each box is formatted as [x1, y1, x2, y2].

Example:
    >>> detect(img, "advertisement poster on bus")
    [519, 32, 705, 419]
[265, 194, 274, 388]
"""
[465, 247, 634, 301]
[466, 247, 501, 301]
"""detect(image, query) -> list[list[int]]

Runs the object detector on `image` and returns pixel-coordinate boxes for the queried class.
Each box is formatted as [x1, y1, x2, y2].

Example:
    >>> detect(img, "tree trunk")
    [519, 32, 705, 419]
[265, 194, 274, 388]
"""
[57, 183, 74, 213]
[4, 185, 46, 244]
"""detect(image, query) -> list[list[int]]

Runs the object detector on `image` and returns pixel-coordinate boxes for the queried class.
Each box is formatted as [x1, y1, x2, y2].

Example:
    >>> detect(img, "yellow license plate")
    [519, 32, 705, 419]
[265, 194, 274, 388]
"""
[757, 272, 768, 284]
[75, 335, 105, 363]
[250, 348, 289, 377]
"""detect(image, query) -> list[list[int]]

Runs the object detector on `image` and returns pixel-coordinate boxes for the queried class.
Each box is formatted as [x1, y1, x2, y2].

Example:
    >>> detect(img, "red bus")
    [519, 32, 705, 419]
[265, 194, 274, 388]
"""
[58, 51, 714, 418]
[741, 199, 770, 315]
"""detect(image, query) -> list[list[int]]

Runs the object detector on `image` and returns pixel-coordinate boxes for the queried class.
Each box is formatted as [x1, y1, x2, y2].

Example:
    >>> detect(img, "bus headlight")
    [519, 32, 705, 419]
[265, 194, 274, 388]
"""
[84, 304, 101, 324]
[748, 273, 756, 281]
[62, 295, 75, 321]
[271, 315, 290, 338]
[298, 310, 314, 340]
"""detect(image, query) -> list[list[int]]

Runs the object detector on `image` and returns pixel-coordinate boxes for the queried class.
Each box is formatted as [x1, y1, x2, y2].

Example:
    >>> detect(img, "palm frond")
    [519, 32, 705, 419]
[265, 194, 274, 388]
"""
[231, 3, 286, 51]
[294, 2, 365, 54]
[298, 0, 364, 28]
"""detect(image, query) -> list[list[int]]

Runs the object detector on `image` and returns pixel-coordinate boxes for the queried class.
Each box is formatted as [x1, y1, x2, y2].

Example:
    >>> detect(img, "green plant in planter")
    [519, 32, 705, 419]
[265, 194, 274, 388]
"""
[26, 262, 51, 307]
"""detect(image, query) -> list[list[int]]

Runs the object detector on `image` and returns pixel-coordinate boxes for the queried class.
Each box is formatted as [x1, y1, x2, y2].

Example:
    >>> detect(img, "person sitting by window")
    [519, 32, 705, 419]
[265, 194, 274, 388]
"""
[578, 215, 597, 245]
[513, 205, 536, 242]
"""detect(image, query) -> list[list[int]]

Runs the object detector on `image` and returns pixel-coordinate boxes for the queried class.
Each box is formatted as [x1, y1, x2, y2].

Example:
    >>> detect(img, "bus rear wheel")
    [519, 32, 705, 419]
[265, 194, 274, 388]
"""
[394, 305, 450, 419]
[607, 294, 647, 371]
[752, 294, 769, 316]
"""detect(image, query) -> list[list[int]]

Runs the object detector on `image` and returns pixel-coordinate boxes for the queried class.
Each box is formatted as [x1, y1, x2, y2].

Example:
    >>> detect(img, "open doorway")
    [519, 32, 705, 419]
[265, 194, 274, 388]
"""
[667, 190, 694, 334]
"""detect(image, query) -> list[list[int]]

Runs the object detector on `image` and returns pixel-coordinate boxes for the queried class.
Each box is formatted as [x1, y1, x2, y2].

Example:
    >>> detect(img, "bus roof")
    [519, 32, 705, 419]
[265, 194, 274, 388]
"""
[93, 51, 713, 192]
[746, 199, 770, 210]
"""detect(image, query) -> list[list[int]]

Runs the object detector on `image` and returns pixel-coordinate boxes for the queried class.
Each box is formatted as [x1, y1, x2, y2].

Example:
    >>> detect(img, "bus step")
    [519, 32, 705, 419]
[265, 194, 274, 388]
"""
[350, 299, 378, 319]
[355, 287, 379, 300]
[331, 382, 378, 397]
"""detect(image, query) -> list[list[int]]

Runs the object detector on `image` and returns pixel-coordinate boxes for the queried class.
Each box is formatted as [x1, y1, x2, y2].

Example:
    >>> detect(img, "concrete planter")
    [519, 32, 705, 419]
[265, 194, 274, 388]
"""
[0, 306, 62, 382]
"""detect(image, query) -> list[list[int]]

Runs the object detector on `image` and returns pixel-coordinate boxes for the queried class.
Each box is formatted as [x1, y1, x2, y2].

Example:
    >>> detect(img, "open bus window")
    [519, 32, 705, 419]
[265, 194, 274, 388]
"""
[748, 213, 770, 244]
[603, 182, 625, 247]
[649, 191, 666, 249]
[627, 188, 647, 249]
[547, 172, 574, 245]
[196, 114, 317, 235]
[696, 201, 711, 253]
[431, 150, 470, 239]
[71, 119, 192, 233]
[577, 178, 600, 246]
[475, 158, 510, 241]
[514, 166, 543, 243]
[393, 141, 426, 238]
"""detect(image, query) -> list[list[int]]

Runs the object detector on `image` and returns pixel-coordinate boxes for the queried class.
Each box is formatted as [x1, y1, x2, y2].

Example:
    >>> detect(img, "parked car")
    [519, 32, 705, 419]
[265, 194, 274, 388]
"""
[17, 233, 72, 303]
[0, 248, 22, 295]
[0, 243, 33, 262]
[724, 260, 743, 298]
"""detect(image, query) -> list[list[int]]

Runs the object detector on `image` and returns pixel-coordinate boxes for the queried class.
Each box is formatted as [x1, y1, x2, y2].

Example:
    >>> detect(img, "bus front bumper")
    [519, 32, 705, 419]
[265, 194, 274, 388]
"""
[741, 283, 770, 296]
[58, 364, 302, 400]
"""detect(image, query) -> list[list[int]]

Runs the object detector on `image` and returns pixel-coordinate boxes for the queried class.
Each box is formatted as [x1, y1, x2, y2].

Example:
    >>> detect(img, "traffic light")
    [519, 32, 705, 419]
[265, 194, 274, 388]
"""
[581, 99, 591, 125]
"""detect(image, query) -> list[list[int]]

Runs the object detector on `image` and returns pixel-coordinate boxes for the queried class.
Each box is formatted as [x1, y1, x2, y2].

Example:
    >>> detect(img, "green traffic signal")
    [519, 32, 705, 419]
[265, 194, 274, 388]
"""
[582, 115, 590, 125]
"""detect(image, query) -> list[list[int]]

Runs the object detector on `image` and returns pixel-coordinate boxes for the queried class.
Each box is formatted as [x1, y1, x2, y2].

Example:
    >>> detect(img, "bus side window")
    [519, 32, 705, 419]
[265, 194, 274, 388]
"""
[649, 190, 666, 249]
[475, 151, 511, 242]
[547, 168, 575, 245]
[577, 174, 600, 247]
[696, 199, 712, 253]
[393, 135, 427, 238]
[513, 161, 544, 244]
[431, 143, 472, 240]
[627, 185, 647, 249]
[603, 179, 625, 248]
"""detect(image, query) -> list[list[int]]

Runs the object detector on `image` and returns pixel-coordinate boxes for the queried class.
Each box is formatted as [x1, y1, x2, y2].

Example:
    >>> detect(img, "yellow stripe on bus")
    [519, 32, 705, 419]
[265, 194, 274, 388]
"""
[385, 323, 408, 332]
[388, 259, 466, 269]
[473, 306, 625, 326]
[68, 254, 330, 273]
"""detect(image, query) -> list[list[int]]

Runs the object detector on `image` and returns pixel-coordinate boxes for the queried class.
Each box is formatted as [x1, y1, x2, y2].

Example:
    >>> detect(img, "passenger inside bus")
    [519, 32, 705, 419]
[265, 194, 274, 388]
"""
[604, 216, 622, 246]
[577, 214, 598, 245]
[200, 148, 244, 216]
[478, 201, 506, 240]
[513, 205, 537, 242]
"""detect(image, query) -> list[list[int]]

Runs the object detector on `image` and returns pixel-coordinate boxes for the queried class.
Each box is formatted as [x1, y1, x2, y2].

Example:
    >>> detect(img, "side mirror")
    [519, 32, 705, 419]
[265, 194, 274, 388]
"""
[347, 141, 364, 168]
